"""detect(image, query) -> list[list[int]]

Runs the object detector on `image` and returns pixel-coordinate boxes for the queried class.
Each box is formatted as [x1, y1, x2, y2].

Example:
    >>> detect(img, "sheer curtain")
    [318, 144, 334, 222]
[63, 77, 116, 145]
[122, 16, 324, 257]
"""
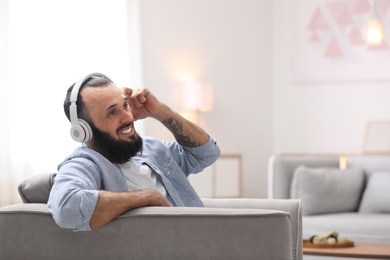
[0, 0, 143, 206]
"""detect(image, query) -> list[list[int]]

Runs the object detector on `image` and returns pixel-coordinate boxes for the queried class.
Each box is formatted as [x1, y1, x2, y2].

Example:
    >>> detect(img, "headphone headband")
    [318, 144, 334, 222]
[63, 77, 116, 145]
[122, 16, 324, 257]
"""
[69, 72, 113, 142]
[70, 72, 113, 102]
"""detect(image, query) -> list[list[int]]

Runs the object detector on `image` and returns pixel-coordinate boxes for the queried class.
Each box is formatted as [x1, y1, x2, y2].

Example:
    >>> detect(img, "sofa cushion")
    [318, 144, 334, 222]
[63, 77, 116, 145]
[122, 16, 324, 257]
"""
[18, 173, 56, 203]
[359, 172, 390, 213]
[290, 166, 365, 215]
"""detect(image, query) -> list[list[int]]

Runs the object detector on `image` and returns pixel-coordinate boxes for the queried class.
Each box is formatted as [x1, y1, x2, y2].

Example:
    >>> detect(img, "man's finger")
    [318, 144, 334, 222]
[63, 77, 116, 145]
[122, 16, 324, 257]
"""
[122, 87, 133, 97]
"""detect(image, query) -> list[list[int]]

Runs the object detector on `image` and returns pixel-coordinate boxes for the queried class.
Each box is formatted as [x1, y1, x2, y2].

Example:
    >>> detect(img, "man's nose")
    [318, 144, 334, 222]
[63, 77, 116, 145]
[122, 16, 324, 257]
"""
[119, 109, 134, 124]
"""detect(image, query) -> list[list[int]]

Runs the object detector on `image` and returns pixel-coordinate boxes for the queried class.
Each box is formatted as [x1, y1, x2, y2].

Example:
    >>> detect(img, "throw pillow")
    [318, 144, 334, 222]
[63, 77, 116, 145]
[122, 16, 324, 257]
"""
[290, 166, 365, 215]
[18, 173, 56, 203]
[358, 172, 390, 213]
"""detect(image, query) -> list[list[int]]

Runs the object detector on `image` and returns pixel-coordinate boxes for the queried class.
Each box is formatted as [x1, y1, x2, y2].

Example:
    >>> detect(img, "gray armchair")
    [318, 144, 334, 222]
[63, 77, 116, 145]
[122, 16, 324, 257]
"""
[0, 173, 302, 260]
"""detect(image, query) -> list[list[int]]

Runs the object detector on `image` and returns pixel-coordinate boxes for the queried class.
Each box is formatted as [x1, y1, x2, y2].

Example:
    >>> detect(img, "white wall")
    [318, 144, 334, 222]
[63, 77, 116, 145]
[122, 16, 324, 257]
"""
[138, 0, 273, 198]
[273, 0, 390, 155]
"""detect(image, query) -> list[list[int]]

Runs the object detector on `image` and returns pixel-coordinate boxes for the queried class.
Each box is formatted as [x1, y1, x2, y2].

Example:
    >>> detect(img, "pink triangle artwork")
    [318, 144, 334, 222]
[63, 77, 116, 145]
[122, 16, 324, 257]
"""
[293, 0, 390, 83]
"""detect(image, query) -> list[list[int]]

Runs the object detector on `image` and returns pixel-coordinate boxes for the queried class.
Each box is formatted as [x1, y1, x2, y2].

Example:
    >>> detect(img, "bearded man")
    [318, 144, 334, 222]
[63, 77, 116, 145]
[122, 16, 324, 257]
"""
[48, 73, 220, 231]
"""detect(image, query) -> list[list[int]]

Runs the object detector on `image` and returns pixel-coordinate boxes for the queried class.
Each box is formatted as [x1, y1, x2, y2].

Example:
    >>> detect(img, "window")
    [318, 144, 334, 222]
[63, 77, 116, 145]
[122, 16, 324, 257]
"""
[0, 0, 141, 205]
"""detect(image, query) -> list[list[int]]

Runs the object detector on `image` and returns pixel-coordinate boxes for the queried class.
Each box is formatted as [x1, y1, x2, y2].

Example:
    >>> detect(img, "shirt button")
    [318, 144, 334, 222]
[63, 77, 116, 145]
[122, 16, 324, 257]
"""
[166, 171, 171, 175]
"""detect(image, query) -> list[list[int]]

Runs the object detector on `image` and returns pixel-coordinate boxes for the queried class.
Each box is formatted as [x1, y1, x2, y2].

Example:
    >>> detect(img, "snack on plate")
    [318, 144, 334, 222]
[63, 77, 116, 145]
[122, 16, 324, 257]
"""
[308, 231, 348, 245]
[304, 231, 354, 248]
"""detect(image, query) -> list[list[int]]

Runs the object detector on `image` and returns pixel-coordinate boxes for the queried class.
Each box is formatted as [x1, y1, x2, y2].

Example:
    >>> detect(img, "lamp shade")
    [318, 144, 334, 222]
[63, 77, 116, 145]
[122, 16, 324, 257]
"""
[181, 82, 213, 111]
[364, 1, 385, 45]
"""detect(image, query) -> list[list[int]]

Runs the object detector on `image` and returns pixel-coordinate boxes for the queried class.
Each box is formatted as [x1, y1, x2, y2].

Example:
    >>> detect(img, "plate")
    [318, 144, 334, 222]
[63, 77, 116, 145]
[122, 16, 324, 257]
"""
[303, 239, 354, 248]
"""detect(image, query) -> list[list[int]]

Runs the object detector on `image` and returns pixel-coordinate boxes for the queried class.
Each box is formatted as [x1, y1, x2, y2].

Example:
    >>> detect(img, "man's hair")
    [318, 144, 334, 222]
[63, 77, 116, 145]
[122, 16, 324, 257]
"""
[64, 77, 112, 123]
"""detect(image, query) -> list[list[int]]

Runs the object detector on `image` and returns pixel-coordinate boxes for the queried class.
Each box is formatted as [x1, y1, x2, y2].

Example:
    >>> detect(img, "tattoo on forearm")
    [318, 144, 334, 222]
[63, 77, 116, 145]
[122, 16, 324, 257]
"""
[162, 118, 199, 147]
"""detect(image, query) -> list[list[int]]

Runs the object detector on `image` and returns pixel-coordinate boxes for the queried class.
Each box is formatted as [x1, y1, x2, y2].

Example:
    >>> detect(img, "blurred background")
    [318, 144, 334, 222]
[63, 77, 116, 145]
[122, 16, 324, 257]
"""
[1, 0, 389, 206]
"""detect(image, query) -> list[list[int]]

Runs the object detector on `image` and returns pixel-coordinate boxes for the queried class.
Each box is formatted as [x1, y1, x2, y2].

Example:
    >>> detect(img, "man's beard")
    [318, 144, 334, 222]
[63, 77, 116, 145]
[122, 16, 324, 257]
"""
[89, 122, 143, 164]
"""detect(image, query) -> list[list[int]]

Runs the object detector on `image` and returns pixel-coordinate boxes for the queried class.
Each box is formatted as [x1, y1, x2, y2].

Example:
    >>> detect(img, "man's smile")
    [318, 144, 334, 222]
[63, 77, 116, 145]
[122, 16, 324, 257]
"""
[117, 123, 134, 136]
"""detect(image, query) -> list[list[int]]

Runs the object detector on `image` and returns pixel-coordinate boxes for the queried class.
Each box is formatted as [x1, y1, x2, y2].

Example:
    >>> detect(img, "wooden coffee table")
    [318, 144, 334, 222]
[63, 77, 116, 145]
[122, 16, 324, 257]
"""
[303, 242, 390, 259]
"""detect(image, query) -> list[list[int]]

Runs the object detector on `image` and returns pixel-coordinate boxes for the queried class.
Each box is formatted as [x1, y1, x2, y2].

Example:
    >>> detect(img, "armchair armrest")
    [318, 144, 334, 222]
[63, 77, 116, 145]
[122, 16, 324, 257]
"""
[1, 203, 293, 260]
[203, 198, 303, 260]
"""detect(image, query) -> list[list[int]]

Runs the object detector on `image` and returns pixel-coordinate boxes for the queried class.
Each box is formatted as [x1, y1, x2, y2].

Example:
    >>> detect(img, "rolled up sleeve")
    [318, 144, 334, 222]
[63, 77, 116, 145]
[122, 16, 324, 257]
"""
[164, 137, 221, 175]
[48, 159, 101, 231]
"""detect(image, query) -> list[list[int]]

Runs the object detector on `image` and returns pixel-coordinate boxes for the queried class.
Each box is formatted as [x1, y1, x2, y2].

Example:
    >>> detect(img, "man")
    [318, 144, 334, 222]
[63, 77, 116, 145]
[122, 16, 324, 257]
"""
[48, 73, 220, 231]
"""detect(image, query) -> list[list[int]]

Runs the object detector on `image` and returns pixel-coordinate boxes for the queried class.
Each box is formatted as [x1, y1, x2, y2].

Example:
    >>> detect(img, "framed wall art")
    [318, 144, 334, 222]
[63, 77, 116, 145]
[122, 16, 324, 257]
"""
[363, 120, 390, 154]
[293, 0, 390, 83]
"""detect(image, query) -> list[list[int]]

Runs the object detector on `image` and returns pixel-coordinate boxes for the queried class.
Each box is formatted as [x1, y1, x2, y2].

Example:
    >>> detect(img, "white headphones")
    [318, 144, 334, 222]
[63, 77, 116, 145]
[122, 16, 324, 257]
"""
[69, 72, 113, 143]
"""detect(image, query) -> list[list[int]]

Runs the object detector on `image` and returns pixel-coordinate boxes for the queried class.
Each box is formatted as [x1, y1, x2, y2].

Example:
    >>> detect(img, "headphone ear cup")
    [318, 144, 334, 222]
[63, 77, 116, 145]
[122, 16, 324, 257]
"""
[70, 119, 93, 143]
[78, 119, 93, 143]
[69, 73, 109, 143]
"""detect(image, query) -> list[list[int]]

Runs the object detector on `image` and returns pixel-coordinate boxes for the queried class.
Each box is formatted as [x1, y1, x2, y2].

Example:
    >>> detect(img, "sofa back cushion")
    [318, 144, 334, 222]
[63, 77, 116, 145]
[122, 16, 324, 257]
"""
[359, 171, 390, 213]
[18, 173, 56, 203]
[290, 166, 365, 215]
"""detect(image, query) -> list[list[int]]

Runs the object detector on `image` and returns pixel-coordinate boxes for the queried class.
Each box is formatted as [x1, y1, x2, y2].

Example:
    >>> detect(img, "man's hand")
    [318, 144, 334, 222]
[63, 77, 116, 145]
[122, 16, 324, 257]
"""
[123, 87, 210, 147]
[123, 88, 167, 121]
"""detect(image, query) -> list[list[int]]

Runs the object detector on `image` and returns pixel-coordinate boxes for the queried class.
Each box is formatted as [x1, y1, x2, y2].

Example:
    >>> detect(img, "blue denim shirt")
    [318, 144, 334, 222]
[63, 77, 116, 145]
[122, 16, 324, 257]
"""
[48, 137, 220, 231]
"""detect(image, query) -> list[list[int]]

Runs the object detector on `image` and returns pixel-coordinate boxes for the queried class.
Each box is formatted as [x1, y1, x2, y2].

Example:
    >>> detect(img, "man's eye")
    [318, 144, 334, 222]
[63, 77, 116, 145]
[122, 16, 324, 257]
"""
[108, 109, 117, 116]
[124, 102, 130, 110]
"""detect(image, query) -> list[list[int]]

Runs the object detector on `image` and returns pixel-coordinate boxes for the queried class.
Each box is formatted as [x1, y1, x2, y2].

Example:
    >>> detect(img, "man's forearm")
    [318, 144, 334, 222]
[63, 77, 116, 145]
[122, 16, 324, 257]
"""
[89, 189, 169, 230]
[156, 105, 210, 147]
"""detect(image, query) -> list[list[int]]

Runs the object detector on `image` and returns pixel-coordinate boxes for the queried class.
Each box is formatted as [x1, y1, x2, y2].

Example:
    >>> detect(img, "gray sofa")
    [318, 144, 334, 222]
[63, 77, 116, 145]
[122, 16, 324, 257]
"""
[0, 173, 303, 260]
[268, 154, 390, 244]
